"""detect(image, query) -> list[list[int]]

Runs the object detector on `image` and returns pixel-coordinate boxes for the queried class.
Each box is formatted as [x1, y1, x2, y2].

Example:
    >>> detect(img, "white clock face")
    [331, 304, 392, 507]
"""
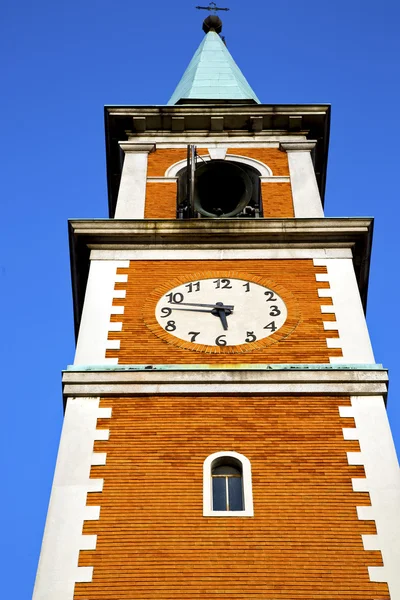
[155, 277, 287, 348]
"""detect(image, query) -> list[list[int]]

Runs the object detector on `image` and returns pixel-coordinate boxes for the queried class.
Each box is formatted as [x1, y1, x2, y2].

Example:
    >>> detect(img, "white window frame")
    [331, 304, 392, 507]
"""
[203, 451, 254, 517]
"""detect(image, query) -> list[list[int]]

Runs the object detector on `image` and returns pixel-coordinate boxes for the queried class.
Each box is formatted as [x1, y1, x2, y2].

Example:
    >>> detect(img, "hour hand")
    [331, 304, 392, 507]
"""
[211, 302, 231, 330]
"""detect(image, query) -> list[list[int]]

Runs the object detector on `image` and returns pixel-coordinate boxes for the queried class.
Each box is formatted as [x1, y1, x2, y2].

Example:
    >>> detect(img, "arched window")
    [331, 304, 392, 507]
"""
[203, 451, 254, 517]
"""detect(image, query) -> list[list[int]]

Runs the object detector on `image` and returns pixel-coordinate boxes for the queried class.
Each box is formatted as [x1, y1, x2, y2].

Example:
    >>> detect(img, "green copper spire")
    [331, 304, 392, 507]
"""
[168, 28, 260, 105]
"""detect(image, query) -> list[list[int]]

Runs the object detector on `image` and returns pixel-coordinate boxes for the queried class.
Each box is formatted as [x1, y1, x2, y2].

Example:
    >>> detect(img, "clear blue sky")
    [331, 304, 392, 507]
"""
[1, 0, 399, 596]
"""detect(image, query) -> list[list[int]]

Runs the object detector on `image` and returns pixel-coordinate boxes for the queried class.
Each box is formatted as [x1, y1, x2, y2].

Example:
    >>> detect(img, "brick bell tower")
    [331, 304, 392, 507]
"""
[34, 11, 400, 600]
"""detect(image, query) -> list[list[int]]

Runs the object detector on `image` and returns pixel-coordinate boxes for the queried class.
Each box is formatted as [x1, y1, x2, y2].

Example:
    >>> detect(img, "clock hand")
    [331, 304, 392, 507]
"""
[169, 307, 214, 313]
[211, 302, 231, 331]
[171, 301, 234, 311]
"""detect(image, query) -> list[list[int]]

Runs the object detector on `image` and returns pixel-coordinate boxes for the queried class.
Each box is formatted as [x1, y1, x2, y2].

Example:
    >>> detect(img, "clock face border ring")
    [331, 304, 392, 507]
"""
[143, 271, 301, 354]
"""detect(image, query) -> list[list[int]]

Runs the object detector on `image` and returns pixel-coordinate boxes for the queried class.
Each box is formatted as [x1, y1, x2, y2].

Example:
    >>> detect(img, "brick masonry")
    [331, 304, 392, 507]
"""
[75, 394, 388, 600]
[107, 259, 342, 364]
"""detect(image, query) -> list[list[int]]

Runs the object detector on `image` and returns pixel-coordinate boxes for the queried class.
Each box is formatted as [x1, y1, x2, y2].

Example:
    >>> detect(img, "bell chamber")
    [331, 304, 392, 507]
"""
[177, 159, 263, 219]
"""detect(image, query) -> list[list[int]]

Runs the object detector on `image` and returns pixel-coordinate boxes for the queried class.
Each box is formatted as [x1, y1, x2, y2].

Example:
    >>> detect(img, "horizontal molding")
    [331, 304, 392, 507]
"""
[90, 248, 352, 260]
[62, 368, 388, 399]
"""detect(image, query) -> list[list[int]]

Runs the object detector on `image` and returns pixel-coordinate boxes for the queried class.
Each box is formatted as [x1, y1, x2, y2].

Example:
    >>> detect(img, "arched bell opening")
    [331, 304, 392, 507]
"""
[177, 159, 262, 219]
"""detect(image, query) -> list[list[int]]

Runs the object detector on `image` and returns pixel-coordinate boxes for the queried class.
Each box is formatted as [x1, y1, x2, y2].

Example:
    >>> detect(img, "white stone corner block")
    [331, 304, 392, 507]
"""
[318, 288, 333, 298]
[342, 428, 359, 441]
[315, 273, 330, 282]
[98, 407, 112, 419]
[115, 274, 129, 283]
[75, 566, 94, 583]
[80, 535, 97, 551]
[105, 339, 120, 351]
[320, 305, 336, 314]
[352, 478, 369, 492]
[326, 338, 342, 349]
[323, 321, 339, 331]
[83, 505, 101, 521]
[347, 452, 364, 466]
[313, 258, 328, 267]
[339, 406, 354, 418]
[368, 566, 387, 583]
[94, 429, 110, 441]
[108, 321, 123, 332]
[357, 505, 375, 521]
[113, 289, 126, 299]
[362, 534, 381, 551]
[103, 357, 119, 365]
[91, 452, 107, 466]
[86, 478, 104, 493]
[111, 305, 125, 315]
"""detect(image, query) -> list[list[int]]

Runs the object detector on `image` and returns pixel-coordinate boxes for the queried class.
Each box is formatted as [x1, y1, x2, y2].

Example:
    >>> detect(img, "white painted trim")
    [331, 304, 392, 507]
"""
[203, 451, 254, 517]
[314, 259, 375, 364]
[74, 260, 129, 366]
[280, 143, 323, 217]
[165, 154, 273, 178]
[260, 176, 290, 183]
[33, 398, 111, 600]
[147, 176, 178, 183]
[114, 143, 155, 219]
[340, 396, 400, 597]
[90, 248, 353, 261]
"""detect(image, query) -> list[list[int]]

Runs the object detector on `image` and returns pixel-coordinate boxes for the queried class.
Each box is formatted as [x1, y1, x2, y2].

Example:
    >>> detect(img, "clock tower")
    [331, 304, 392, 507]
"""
[34, 13, 400, 600]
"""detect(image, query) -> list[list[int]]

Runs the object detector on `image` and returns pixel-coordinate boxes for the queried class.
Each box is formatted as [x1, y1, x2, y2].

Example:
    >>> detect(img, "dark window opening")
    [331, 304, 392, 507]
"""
[212, 461, 244, 511]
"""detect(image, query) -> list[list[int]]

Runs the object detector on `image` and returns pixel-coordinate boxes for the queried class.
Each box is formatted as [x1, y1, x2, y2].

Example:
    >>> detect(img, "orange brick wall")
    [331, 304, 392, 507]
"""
[107, 259, 341, 364]
[144, 183, 177, 218]
[75, 394, 388, 600]
[227, 148, 290, 176]
[145, 148, 293, 218]
[261, 182, 293, 217]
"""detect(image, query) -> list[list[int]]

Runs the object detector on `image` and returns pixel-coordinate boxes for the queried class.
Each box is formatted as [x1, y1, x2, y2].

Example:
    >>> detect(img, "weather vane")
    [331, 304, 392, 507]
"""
[196, 2, 230, 14]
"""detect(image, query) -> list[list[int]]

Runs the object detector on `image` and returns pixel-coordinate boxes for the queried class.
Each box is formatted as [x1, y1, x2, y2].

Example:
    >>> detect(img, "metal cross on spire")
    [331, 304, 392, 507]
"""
[196, 2, 230, 14]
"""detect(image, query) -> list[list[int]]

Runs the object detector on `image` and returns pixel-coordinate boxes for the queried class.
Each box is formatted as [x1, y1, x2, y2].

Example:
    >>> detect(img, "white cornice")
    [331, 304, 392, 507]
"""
[118, 142, 156, 153]
[280, 141, 317, 152]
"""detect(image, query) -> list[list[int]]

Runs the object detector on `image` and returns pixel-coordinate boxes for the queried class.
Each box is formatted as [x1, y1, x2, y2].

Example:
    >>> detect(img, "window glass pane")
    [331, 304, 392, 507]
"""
[212, 476, 227, 511]
[228, 476, 243, 511]
[212, 465, 241, 476]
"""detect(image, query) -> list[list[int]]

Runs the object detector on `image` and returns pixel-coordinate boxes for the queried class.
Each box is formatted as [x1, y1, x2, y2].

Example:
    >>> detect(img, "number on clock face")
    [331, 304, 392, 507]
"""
[155, 277, 288, 347]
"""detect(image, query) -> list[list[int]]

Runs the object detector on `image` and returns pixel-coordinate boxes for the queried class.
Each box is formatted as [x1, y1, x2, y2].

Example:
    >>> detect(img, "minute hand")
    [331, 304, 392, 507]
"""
[171, 301, 234, 311]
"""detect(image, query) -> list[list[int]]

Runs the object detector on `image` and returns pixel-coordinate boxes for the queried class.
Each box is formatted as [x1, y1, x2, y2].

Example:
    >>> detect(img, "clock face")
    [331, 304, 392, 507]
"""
[154, 276, 288, 349]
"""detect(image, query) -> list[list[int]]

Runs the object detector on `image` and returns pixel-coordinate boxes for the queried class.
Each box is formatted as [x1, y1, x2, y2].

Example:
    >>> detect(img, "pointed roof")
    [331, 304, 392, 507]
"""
[168, 31, 260, 105]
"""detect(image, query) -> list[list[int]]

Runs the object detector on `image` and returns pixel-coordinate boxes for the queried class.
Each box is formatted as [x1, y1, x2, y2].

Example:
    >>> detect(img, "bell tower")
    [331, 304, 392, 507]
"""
[34, 11, 400, 600]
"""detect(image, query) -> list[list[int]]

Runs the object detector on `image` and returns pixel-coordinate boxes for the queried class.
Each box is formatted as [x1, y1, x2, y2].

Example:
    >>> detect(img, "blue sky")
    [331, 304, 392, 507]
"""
[1, 0, 399, 596]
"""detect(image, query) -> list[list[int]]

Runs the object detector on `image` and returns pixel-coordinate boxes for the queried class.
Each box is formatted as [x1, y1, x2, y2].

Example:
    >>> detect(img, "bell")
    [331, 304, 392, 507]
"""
[193, 160, 253, 218]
